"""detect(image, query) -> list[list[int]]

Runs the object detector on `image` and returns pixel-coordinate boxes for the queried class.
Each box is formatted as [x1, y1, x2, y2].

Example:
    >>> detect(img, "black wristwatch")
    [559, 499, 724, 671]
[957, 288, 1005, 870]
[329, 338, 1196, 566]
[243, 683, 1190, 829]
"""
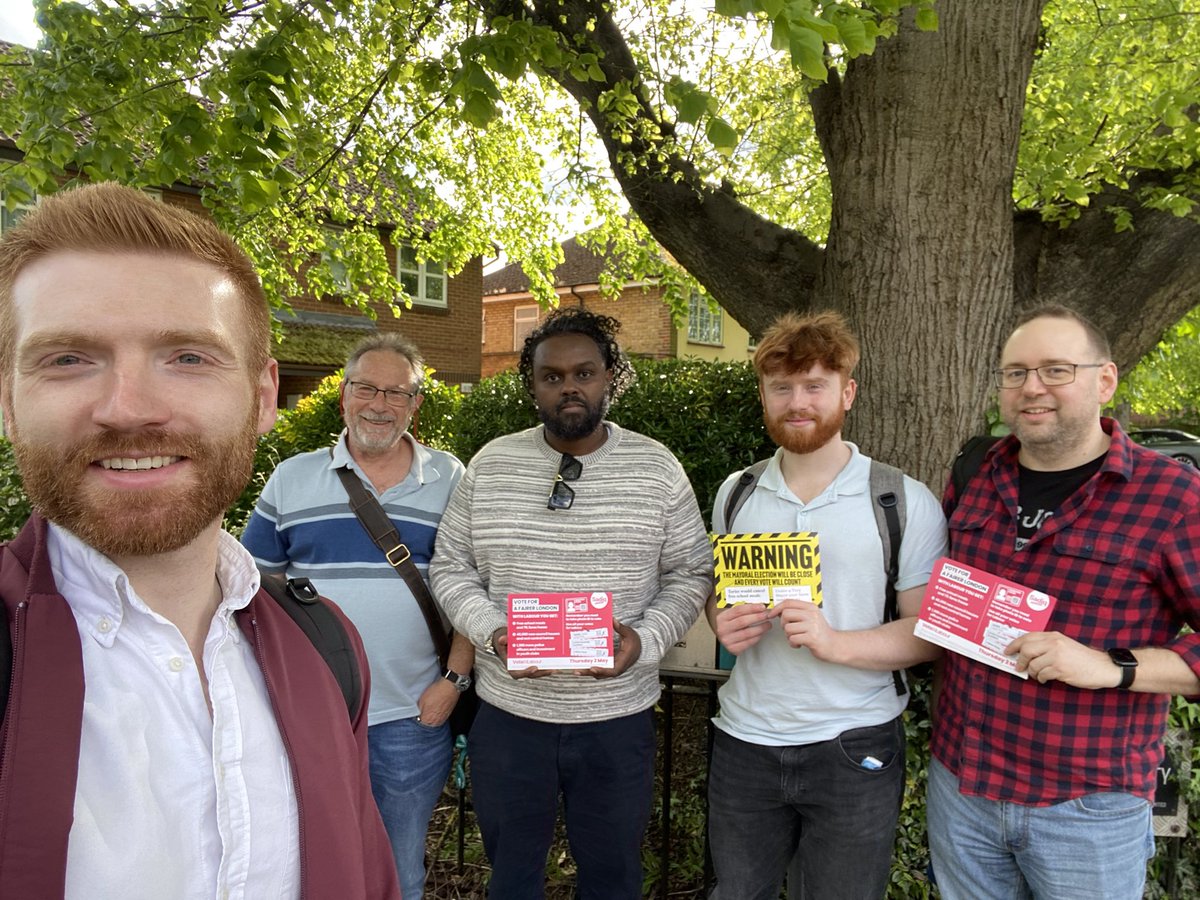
[443, 669, 472, 692]
[1107, 648, 1138, 689]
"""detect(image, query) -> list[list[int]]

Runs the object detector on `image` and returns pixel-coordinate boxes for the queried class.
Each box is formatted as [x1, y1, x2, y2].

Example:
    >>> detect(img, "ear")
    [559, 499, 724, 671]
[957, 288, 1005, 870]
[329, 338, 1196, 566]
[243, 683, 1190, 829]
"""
[1097, 361, 1119, 405]
[412, 392, 425, 414]
[255, 359, 280, 435]
[842, 377, 857, 411]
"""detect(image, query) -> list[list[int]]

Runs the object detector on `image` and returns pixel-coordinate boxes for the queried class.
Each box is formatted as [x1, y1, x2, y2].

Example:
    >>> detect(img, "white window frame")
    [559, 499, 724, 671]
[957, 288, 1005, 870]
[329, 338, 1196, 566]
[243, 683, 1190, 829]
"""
[397, 241, 448, 308]
[514, 305, 539, 351]
[687, 292, 723, 346]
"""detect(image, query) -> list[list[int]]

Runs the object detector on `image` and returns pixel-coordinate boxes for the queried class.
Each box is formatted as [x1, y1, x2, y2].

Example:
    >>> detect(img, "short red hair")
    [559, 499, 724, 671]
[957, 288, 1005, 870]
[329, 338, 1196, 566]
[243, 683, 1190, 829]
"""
[753, 311, 860, 379]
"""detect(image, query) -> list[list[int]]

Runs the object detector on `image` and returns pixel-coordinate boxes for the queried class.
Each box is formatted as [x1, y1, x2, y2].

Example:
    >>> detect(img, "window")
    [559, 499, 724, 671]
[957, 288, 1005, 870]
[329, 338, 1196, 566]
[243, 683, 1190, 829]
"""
[514, 306, 539, 350]
[398, 242, 447, 308]
[320, 228, 353, 294]
[0, 183, 36, 234]
[687, 292, 723, 345]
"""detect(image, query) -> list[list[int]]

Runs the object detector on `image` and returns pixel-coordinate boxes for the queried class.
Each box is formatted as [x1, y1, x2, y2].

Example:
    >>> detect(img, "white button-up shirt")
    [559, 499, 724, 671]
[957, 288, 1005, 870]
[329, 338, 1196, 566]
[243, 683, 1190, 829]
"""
[47, 524, 301, 900]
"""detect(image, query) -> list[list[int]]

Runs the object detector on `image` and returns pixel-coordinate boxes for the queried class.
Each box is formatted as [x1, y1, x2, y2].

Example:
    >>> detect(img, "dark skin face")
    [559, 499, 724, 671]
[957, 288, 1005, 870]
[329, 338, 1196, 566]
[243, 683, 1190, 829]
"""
[531, 332, 614, 456]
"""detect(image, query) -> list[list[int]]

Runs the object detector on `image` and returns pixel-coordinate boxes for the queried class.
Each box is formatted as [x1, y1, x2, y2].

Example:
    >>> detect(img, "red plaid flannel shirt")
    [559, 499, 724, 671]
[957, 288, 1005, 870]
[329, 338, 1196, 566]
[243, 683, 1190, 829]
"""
[933, 419, 1200, 804]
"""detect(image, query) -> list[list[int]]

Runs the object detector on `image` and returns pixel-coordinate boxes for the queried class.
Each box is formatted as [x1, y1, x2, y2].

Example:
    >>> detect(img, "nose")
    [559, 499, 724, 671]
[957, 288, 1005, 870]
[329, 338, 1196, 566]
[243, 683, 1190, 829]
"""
[366, 390, 391, 412]
[1021, 368, 1049, 393]
[92, 361, 171, 431]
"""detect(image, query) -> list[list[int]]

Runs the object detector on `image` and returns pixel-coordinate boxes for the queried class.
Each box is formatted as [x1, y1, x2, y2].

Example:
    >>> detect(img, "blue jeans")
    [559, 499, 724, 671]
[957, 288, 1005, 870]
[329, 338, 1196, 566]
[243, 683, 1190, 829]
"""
[368, 716, 453, 900]
[708, 717, 905, 900]
[467, 701, 656, 900]
[927, 757, 1154, 900]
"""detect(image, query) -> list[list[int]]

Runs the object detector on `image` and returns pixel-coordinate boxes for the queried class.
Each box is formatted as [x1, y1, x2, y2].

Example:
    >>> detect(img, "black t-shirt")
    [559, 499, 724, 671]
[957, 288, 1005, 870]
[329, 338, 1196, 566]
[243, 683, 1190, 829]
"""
[1015, 454, 1106, 550]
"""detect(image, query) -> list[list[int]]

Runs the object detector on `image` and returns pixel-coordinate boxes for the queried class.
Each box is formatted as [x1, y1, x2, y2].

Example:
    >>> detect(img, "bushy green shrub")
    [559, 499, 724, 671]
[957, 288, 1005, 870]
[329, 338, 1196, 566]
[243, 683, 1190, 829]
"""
[0, 439, 32, 543]
[610, 358, 773, 525]
[450, 370, 537, 463]
[275, 372, 345, 456]
[412, 376, 465, 453]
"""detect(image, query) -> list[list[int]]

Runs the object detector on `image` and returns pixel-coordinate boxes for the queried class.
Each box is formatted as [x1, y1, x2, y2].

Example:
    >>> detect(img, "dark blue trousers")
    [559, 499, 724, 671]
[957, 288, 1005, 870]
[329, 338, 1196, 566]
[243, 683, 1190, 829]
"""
[468, 700, 656, 900]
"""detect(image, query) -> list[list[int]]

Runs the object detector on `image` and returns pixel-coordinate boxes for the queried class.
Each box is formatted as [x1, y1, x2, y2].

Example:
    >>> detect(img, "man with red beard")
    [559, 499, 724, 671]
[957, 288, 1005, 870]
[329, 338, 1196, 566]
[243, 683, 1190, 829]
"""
[0, 183, 398, 899]
[705, 311, 947, 900]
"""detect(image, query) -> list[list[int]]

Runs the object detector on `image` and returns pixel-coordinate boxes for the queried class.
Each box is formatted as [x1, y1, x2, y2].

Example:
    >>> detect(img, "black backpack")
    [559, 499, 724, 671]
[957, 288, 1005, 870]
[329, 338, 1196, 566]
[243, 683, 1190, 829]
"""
[949, 435, 1002, 502]
[0, 572, 362, 725]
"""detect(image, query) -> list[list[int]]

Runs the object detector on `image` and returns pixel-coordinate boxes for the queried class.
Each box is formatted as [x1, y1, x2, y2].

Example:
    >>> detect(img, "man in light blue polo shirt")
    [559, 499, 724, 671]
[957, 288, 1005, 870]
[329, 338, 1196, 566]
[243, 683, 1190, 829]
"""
[242, 333, 471, 900]
[706, 311, 947, 900]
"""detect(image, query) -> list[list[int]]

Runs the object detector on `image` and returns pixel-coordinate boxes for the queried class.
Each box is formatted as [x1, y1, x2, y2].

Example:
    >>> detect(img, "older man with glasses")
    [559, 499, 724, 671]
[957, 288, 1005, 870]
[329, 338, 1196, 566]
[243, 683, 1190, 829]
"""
[430, 306, 712, 900]
[929, 304, 1200, 900]
[242, 332, 471, 900]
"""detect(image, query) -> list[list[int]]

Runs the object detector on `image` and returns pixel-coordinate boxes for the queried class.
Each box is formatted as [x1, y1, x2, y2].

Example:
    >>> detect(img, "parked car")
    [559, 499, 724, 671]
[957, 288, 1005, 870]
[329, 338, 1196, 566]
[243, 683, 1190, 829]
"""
[1128, 428, 1200, 467]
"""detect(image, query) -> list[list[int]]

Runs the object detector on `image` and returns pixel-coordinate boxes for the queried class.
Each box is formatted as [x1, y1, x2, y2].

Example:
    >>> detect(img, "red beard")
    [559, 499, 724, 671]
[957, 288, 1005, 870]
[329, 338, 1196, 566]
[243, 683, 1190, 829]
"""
[10, 415, 259, 559]
[764, 405, 846, 455]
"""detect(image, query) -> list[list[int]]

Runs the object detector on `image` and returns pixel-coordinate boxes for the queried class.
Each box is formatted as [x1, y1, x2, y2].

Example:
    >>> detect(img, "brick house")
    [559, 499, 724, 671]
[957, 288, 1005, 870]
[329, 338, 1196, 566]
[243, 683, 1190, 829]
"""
[482, 235, 754, 377]
[0, 55, 481, 407]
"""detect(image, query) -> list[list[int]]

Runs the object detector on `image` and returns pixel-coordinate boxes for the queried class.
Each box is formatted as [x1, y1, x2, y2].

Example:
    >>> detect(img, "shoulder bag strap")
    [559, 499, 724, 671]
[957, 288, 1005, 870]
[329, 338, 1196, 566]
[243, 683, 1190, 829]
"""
[333, 465, 452, 667]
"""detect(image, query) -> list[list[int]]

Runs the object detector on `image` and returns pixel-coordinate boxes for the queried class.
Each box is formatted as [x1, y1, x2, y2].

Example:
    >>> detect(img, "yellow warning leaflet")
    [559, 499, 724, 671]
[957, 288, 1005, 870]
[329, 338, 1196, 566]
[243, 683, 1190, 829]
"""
[711, 532, 822, 608]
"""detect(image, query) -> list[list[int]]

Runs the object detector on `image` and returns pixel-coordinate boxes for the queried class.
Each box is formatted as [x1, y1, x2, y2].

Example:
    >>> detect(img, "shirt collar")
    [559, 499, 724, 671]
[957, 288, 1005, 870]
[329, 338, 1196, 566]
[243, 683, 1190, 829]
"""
[330, 428, 440, 486]
[45, 522, 261, 648]
[757, 441, 868, 505]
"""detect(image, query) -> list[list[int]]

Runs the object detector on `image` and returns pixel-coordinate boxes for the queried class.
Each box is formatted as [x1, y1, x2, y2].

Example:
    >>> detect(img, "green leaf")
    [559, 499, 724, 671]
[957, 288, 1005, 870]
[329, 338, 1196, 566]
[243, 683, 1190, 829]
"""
[788, 24, 828, 81]
[705, 116, 739, 155]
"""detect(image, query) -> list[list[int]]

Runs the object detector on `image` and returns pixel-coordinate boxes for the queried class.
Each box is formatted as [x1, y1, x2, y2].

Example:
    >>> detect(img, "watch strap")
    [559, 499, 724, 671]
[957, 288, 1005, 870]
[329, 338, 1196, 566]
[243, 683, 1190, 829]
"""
[1107, 648, 1137, 689]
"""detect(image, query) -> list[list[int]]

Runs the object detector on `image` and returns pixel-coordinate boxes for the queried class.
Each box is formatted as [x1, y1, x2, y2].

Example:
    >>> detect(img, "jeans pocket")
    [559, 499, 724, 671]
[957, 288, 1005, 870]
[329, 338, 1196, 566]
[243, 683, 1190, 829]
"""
[835, 717, 904, 773]
[413, 715, 450, 735]
[1072, 792, 1149, 818]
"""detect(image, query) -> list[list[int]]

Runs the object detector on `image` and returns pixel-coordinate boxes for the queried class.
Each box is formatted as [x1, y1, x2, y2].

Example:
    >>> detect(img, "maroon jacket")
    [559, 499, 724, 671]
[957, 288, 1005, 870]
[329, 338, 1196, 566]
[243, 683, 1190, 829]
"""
[0, 514, 401, 899]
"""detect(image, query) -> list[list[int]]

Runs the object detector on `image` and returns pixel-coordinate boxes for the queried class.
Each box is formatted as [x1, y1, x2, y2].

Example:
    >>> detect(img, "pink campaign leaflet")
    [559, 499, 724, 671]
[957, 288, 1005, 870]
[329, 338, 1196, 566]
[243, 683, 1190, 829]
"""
[506, 591, 615, 670]
[914, 557, 1056, 678]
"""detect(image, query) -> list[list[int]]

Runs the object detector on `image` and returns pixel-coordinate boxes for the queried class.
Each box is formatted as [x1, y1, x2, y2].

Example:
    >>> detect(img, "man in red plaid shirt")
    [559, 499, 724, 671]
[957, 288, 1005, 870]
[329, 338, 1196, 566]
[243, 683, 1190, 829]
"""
[928, 305, 1200, 900]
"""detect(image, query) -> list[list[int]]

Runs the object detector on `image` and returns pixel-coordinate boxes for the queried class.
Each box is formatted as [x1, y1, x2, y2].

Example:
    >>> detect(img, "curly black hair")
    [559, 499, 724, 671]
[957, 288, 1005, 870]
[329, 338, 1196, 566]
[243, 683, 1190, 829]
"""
[517, 305, 637, 401]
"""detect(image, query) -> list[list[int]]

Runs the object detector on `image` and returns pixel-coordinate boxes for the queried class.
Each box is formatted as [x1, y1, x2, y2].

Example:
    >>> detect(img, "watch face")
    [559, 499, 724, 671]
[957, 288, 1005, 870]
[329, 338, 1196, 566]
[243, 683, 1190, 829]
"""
[1108, 648, 1137, 666]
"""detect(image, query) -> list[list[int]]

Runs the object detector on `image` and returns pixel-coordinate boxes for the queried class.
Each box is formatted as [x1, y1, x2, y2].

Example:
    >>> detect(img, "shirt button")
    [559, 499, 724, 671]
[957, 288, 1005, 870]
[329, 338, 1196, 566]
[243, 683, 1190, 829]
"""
[97, 617, 112, 633]
[168, 657, 185, 672]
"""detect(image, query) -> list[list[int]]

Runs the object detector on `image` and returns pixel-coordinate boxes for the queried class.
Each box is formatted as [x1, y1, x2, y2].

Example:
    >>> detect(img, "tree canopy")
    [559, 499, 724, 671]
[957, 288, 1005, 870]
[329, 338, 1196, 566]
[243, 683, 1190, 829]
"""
[3, 0, 1200, 483]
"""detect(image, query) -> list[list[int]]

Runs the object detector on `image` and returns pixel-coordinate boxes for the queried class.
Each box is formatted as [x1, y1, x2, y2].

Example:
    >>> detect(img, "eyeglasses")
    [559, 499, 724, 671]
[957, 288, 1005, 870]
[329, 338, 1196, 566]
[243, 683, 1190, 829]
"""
[345, 380, 418, 406]
[548, 454, 583, 510]
[993, 363, 1103, 390]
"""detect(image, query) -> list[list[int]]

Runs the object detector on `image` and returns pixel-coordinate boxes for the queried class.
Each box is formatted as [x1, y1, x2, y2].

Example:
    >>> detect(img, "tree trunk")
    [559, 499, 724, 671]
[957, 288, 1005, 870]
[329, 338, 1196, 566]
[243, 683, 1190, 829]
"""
[811, 0, 1047, 485]
[522, 0, 1200, 489]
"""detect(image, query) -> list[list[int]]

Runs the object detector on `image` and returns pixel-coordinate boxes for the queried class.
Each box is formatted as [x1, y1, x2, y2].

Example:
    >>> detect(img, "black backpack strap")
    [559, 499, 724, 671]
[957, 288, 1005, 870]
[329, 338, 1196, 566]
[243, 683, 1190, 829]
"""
[722, 459, 772, 530]
[869, 461, 908, 697]
[260, 573, 363, 721]
[950, 435, 1001, 501]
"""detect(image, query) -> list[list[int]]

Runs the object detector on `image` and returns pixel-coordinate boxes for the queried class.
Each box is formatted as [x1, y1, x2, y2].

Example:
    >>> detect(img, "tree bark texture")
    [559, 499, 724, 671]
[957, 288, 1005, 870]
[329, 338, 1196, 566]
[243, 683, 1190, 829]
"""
[810, 0, 1045, 484]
